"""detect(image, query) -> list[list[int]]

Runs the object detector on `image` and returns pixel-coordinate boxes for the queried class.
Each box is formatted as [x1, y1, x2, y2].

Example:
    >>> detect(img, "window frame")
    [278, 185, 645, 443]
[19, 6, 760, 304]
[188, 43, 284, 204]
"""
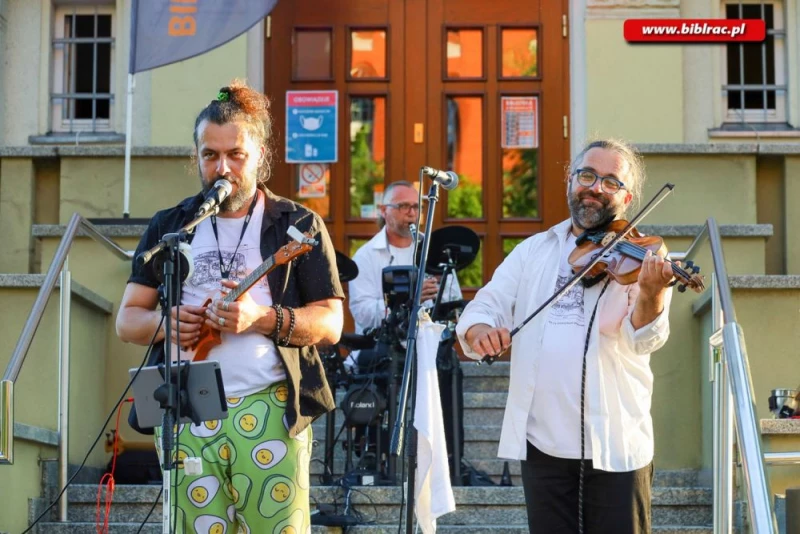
[720, 0, 788, 126]
[50, 3, 116, 133]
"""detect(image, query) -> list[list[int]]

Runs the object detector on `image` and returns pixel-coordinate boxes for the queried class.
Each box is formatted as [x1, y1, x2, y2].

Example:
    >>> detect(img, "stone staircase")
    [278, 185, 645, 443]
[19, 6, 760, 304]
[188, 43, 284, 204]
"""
[32, 362, 714, 533]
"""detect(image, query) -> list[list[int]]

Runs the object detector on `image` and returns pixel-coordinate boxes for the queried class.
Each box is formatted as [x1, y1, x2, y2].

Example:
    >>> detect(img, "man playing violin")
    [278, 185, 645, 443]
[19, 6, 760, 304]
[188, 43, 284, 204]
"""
[116, 79, 344, 533]
[457, 139, 675, 534]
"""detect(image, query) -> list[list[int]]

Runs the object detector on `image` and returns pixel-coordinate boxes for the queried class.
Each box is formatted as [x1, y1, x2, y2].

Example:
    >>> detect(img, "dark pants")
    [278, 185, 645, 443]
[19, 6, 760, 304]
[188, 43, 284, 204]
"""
[520, 441, 653, 534]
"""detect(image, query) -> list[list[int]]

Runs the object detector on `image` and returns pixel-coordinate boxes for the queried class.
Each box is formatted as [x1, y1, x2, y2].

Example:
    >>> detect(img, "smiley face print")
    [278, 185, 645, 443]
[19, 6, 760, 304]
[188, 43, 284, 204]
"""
[187, 475, 220, 508]
[194, 514, 227, 534]
[227, 396, 244, 408]
[190, 419, 222, 438]
[258, 475, 296, 518]
[251, 440, 288, 470]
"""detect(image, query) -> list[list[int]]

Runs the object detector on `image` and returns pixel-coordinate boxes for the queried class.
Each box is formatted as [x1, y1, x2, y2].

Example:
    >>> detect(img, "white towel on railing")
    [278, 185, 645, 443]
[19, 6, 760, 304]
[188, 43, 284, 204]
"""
[414, 316, 455, 533]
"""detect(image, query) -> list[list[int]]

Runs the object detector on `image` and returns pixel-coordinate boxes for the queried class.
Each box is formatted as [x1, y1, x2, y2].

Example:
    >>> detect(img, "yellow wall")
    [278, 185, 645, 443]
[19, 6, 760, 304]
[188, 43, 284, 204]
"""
[649, 234, 768, 469]
[39, 236, 162, 443]
[0, 441, 57, 534]
[585, 20, 683, 143]
[0, 287, 111, 466]
[697, 288, 800, 481]
[757, 157, 786, 275]
[0, 284, 112, 531]
[150, 35, 249, 146]
[785, 157, 800, 275]
[764, 434, 800, 498]
[0, 0, 43, 145]
[0, 159, 35, 273]
[638, 155, 757, 225]
[59, 156, 198, 223]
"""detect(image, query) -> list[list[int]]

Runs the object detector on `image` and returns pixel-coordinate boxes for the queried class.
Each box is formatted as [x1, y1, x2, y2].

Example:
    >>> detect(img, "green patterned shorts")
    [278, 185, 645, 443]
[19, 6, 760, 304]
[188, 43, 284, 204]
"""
[154, 381, 312, 534]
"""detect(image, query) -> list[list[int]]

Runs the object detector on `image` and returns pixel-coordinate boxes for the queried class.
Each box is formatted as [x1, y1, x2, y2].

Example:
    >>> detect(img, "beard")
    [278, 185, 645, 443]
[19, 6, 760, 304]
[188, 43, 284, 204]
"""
[390, 219, 412, 238]
[201, 174, 257, 213]
[568, 186, 619, 231]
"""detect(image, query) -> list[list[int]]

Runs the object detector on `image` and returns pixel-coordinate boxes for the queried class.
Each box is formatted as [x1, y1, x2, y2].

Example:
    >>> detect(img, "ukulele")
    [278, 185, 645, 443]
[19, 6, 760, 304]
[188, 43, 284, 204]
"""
[189, 229, 317, 362]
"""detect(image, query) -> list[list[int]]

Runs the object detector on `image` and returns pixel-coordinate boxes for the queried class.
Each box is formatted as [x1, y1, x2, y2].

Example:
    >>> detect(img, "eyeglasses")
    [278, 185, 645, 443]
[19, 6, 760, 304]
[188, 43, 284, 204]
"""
[573, 168, 626, 194]
[384, 202, 420, 213]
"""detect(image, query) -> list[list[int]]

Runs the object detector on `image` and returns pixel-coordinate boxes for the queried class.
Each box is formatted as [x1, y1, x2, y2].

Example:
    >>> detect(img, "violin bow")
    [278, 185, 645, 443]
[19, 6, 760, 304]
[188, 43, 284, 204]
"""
[480, 183, 676, 365]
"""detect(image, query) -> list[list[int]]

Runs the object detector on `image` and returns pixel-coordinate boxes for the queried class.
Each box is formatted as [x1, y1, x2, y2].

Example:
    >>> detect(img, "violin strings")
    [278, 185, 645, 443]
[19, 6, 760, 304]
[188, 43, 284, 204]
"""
[615, 240, 692, 280]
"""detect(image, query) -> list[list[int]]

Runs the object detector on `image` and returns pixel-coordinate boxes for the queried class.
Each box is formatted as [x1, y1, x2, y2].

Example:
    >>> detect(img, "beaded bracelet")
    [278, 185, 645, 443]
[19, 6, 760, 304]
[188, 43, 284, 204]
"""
[271, 303, 284, 344]
[279, 307, 296, 347]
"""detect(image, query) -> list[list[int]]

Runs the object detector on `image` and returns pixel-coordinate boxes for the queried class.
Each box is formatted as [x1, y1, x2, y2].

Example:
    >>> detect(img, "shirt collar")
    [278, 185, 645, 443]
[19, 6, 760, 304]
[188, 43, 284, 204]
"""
[371, 227, 390, 250]
[548, 218, 574, 241]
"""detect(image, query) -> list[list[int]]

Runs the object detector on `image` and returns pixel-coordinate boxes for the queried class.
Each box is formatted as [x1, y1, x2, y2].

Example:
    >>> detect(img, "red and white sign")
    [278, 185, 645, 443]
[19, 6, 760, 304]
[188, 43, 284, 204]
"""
[501, 96, 538, 150]
[297, 163, 328, 198]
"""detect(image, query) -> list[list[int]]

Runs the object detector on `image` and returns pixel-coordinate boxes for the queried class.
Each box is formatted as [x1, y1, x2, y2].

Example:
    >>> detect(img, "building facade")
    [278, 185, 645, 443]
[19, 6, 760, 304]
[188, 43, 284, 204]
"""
[1, 0, 800, 531]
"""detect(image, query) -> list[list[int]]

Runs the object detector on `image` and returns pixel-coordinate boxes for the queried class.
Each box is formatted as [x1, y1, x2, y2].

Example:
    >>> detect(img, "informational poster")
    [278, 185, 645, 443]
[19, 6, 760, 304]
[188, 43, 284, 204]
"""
[297, 163, 328, 198]
[286, 90, 338, 163]
[501, 96, 538, 149]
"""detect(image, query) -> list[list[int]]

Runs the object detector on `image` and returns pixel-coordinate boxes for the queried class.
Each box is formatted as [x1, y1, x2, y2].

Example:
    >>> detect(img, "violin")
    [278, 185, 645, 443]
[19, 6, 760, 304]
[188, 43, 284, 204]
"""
[568, 219, 705, 293]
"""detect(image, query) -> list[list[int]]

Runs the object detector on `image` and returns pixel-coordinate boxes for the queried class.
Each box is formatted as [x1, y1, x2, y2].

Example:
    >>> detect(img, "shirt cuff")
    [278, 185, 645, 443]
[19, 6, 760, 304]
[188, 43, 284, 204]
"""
[455, 311, 498, 360]
[621, 306, 670, 354]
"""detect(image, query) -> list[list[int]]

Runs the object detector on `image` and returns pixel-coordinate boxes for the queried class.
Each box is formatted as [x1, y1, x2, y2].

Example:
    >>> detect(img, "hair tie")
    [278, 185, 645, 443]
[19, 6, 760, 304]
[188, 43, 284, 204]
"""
[217, 89, 230, 102]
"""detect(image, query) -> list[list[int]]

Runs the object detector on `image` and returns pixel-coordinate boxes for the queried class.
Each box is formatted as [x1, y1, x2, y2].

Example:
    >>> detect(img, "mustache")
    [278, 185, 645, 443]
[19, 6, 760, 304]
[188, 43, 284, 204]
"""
[204, 175, 237, 192]
[577, 191, 608, 205]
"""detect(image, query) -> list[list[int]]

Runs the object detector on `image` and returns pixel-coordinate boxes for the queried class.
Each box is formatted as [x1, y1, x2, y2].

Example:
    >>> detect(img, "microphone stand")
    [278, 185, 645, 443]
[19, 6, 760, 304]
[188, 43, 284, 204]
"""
[390, 169, 441, 534]
[138, 206, 219, 534]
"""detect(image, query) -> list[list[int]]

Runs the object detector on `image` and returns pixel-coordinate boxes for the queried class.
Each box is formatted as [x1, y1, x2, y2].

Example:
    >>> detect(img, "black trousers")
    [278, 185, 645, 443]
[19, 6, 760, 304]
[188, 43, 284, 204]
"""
[520, 441, 653, 534]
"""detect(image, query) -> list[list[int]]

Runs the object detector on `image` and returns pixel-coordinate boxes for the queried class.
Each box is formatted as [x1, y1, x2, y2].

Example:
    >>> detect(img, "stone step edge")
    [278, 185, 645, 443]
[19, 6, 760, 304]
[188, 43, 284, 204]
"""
[64, 485, 712, 506]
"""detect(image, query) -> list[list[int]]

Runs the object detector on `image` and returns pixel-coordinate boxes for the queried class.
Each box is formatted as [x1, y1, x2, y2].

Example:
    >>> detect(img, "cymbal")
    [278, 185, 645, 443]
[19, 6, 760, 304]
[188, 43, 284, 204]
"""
[420, 225, 481, 274]
[335, 250, 359, 283]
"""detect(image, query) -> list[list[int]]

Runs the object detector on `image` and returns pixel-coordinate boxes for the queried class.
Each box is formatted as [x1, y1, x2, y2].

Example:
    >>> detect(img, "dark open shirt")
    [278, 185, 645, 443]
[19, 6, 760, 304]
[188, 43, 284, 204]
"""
[127, 185, 344, 437]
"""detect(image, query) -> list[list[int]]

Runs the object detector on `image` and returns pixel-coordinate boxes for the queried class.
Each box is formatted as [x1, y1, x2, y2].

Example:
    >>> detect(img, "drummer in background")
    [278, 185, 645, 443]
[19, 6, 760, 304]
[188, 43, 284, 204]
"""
[348, 180, 462, 367]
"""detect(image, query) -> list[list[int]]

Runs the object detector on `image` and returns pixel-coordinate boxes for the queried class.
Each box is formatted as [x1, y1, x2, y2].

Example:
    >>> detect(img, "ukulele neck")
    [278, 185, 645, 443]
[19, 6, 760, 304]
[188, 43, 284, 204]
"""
[225, 256, 275, 302]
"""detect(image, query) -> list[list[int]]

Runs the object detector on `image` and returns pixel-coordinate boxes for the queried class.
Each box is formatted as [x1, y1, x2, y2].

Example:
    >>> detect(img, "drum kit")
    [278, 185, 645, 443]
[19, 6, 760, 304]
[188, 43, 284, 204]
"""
[318, 225, 480, 486]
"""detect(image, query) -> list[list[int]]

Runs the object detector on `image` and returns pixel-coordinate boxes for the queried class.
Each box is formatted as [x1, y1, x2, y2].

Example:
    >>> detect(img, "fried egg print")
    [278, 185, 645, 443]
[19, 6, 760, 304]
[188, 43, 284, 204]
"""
[190, 419, 222, 438]
[251, 440, 288, 470]
[187, 475, 220, 508]
[194, 514, 227, 534]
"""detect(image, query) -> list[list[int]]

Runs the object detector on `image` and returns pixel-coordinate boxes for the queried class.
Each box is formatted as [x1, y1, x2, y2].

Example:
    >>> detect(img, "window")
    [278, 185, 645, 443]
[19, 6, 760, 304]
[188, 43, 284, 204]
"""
[722, 1, 788, 127]
[51, 5, 115, 133]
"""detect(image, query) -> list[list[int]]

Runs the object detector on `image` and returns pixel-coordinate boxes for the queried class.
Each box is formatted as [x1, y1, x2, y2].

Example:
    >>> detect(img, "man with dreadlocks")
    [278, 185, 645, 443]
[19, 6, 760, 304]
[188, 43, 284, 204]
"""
[117, 79, 344, 533]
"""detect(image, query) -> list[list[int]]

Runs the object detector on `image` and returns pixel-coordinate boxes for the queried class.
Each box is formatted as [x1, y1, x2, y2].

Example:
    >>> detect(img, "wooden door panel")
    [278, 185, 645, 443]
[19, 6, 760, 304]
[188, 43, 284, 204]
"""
[266, 0, 569, 323]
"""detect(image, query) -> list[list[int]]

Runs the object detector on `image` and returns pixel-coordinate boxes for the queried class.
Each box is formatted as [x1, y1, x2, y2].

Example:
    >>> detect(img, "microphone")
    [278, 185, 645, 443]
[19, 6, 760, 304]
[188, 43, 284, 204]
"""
[409, 223, 422, 241]
[196, 179, 233, 217]
[421, 166, 459, 191]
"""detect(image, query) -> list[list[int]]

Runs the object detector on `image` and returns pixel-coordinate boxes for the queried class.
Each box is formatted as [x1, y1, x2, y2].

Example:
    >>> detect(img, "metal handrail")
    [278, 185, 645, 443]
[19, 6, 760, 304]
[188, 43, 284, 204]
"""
[682, 217, 778, 533]
[0, 213, 132, 522]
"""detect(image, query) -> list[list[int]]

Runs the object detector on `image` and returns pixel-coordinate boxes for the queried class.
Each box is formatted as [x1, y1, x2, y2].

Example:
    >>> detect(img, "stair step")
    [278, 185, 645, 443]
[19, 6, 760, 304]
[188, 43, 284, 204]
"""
[56, 484, 712, 527]
[35, 523, 714, 534]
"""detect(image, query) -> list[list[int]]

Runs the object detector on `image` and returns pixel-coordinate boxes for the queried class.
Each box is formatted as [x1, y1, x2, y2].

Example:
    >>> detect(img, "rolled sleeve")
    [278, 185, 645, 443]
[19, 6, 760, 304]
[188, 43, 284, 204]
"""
[620, 287, 673, 355]
[455, 242, 527, 360]
[456, 311, 499, 360]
